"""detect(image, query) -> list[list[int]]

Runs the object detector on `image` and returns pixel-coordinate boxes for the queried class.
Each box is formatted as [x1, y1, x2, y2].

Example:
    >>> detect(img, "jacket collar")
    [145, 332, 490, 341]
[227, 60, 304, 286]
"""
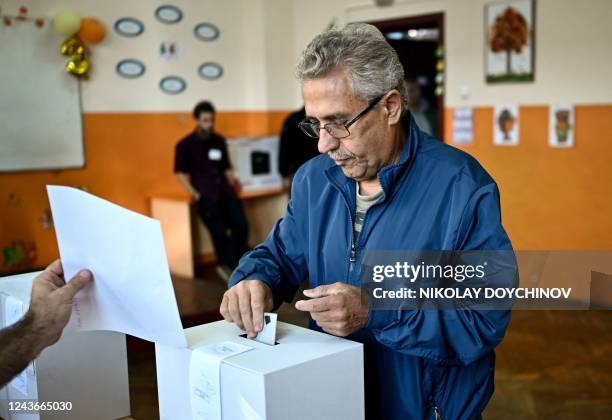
[324, 113, 420, 198]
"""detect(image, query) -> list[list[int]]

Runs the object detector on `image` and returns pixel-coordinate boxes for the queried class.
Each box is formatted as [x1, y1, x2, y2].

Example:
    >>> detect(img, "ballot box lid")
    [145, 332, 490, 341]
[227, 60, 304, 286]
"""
[0, 271, 39, 304]
[184, 320, 362, 375]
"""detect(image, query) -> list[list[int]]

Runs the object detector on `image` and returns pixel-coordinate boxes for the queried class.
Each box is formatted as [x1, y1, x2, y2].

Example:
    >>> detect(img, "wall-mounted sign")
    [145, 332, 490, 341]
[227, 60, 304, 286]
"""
[452, 107, 473, 145]
[198, 62, 223, 80]
[114, 18, 145, 37]
[155, 5, 183, 24]
[116, 59, 146, 79]
[494, 105, 519, 146]
[159, 76, 186, 94]
[549, 105, 575, 148]
[194, 23, 220, 41]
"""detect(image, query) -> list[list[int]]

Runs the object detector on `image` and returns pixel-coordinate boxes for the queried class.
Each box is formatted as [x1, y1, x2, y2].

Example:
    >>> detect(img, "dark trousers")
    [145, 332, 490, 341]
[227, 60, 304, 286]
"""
[196, 194, 249, 269]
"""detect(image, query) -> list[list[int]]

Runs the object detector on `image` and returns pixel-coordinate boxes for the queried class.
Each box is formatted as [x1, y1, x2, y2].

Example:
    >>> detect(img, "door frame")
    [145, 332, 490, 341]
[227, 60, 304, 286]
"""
[368, 13, 445, 140]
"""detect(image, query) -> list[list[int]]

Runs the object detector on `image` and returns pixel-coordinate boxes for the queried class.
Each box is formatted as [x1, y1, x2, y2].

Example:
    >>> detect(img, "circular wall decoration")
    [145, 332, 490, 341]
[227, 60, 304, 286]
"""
[155, 5, 183, 24]
[116, 59, 146, 79]
[194, 23, 220, 41]
[160, 76, 186, 94]
[198, 62, 224, 80]
[114, 18, 145, 37]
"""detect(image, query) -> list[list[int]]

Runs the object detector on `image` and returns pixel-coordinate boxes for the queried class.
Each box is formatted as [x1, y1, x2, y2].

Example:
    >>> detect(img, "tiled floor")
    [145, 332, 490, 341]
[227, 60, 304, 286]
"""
[128, 270, 612, 419]
[484, 310, 612, 419]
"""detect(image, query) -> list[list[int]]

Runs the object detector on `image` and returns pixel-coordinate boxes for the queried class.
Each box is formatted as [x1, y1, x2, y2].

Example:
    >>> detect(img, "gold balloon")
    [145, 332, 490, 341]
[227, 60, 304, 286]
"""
[75, 45, 85, 56]
[60, 37, 81, 55]
[60, 37, 90, 78]
[66, 57, 90, 77]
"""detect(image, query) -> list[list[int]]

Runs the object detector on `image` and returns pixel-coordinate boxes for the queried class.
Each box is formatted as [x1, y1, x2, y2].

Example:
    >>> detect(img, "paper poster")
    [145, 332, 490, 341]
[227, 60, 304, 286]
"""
[452, 107, 473, 144]
[190, 341, 253, 420]
[47, 185, 187, 348]
[549, 105, 574, 148]
[494, 105, 519, 146]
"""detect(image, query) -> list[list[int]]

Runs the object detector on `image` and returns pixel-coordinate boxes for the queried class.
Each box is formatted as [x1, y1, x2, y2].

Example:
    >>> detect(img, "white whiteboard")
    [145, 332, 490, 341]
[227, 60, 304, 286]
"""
[0, 20, 84, 171]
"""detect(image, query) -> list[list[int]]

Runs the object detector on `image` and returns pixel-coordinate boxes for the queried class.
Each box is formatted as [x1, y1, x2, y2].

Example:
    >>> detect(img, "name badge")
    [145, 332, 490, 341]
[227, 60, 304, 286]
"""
[208, 148, 222, 161]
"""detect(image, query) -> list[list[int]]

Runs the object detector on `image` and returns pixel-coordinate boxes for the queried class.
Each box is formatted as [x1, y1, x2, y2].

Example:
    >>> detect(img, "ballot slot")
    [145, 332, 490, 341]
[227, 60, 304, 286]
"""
[259, 312, 279, 345]
[238, 313, 280, 345]
[238, 333, 279, 345]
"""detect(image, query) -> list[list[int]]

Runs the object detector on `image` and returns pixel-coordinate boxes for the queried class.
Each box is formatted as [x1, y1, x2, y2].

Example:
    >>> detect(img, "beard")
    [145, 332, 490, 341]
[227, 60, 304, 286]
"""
[196, 127, 212, 138]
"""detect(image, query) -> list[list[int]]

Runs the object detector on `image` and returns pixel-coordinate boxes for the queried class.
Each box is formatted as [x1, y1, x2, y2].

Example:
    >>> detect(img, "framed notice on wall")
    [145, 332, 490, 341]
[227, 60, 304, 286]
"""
[485, 0, 535, 83]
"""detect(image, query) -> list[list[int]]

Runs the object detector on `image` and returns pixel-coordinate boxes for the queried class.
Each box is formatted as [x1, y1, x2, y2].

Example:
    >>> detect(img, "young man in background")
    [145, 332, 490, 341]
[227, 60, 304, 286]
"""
[175, 101, 248, 280]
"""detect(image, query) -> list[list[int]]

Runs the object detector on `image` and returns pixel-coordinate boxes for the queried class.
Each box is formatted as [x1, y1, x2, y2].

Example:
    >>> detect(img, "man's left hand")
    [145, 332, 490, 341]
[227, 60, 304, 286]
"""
[295, 282, 370, 336]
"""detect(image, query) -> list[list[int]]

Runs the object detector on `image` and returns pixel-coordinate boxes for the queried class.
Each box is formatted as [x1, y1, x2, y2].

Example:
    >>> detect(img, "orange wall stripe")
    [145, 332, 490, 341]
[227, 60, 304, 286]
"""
[447, 105, 612, 250]
[0, 111, 291, 273]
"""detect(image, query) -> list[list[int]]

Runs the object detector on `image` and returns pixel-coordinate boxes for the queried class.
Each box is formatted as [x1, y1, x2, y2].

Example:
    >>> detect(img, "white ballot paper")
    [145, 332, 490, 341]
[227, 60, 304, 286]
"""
[254, 312, 277, 345]
[190, 341, 253, 420]
[47, 185, 187, 348]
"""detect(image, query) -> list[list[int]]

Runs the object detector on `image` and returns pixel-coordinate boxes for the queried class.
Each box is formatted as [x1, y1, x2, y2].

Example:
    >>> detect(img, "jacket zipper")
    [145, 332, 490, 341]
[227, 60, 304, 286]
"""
[434, 404, 442, 420]
[344, 175, 389, 279]
[348, 204, 357, 276]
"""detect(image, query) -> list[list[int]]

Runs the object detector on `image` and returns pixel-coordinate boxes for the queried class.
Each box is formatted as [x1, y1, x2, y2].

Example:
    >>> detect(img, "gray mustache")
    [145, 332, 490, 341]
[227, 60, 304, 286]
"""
[328, 151, 355, 160]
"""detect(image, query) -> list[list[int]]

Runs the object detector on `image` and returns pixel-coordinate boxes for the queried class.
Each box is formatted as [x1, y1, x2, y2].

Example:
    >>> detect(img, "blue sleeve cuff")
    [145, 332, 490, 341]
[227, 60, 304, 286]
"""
[366, 309, 400, 330]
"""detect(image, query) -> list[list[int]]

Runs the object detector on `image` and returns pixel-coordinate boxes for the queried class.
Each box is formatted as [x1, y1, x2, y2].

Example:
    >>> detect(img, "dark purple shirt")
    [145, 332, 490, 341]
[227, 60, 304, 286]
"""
[174, 131, 234, 201]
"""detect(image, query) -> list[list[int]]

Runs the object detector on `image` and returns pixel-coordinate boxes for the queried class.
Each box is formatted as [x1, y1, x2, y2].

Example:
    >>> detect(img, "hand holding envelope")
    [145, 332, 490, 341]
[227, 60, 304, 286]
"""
[219, 279, 273, 338]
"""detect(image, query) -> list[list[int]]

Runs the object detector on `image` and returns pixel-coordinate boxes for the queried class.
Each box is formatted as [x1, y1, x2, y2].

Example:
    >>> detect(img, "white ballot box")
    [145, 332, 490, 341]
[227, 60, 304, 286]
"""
[0, 271, 131, 420]
[156, 320, 364, 420]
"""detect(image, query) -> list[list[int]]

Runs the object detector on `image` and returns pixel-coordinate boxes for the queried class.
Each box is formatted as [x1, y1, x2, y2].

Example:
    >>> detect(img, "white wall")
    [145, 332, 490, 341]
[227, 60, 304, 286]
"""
[293, 0, 612, 107]
[4, 0, 611, 110]
[1, 0, 300, 112]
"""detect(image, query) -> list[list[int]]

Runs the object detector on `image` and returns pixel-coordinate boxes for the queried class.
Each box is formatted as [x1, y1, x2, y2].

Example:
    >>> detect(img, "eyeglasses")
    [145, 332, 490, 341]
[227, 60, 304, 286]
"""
[298, 94, 385, 139]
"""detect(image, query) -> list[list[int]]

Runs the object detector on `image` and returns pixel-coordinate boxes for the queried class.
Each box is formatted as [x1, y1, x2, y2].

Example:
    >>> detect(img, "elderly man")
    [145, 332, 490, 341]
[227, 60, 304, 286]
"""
[0, 260, 91, 388]
[221, 23, 512, 419]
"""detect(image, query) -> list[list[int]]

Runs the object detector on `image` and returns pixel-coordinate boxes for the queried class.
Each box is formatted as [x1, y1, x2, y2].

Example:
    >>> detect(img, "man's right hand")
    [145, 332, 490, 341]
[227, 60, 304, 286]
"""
[27, 260, 92, 353]
[220, 280, 273, 338]
[0, 260, 91, 388]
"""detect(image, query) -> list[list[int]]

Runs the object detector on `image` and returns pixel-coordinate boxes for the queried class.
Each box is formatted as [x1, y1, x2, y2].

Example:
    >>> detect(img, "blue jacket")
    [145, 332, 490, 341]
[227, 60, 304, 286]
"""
[229, 118, 513, 419]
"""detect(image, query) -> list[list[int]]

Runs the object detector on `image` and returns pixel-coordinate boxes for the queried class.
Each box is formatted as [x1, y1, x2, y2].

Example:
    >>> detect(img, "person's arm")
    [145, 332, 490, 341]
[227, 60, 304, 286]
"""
[0, 314, 44, 388]
[176, 172, 200, 201]
[220, 168, 309, 337]
[365, 182, 516, 365]
[224, 169, 238, 191]
[174, 141, 200, 201]
[220, 138, 238, 190]
[0, 260, 91, 388]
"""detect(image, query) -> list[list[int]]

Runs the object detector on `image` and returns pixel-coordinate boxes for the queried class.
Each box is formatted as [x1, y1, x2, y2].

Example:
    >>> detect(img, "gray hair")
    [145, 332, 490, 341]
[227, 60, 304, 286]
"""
[296, 23, 408, 114]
